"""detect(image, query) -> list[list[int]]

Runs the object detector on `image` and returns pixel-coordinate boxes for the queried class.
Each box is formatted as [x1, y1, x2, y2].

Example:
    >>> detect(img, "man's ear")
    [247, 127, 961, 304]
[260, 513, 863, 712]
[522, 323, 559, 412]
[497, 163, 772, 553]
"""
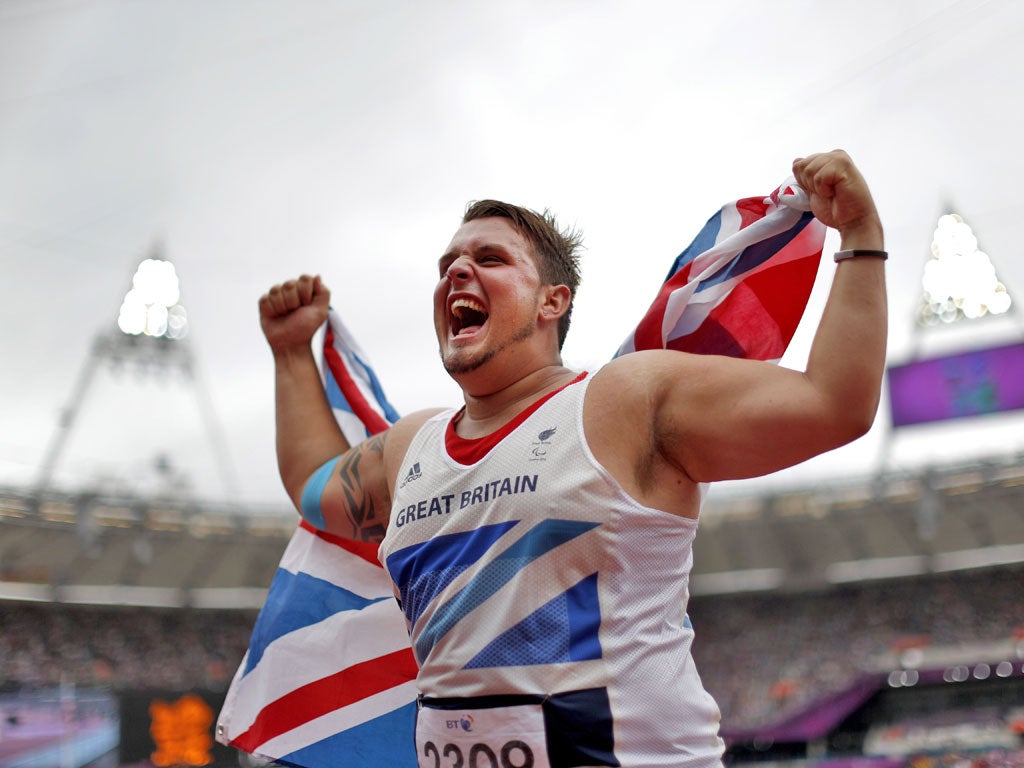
[539, 284, 572, 323]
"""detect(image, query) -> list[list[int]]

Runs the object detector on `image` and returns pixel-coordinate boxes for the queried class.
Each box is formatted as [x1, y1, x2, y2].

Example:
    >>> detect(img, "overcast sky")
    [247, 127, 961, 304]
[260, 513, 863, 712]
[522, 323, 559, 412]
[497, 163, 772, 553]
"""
[2, 0, 1023, 510]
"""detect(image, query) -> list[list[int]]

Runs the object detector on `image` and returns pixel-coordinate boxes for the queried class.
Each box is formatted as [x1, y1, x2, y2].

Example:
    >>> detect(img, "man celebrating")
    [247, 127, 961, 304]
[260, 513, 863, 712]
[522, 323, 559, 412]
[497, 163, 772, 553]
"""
[258, 150, 886, 767]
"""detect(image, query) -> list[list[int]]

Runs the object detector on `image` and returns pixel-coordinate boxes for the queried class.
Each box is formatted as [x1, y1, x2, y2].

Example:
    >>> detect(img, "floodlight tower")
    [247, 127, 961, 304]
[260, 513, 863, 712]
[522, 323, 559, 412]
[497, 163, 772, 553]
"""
[878, 207, 1021, 540]
[912, 210, 1014, 343]
[33, 243, 239, 502]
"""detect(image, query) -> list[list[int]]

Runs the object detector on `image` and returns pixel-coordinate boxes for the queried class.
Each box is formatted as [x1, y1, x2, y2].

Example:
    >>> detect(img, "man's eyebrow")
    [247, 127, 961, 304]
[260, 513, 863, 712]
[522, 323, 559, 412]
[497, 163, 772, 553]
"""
[437, 243, 508, 270]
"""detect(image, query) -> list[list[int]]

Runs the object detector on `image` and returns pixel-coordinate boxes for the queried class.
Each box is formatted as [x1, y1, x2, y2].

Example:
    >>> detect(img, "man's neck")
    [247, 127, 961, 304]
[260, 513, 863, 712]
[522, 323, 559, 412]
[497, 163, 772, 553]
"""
[454, 363, 578, 439]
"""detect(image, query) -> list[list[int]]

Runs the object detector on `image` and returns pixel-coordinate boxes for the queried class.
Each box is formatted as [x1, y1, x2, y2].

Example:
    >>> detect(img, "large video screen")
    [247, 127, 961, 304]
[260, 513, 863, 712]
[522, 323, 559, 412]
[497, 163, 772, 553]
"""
[0, 687, 119, 768]
[887, 341, 1024, 427]
[0, 686, 237, 768]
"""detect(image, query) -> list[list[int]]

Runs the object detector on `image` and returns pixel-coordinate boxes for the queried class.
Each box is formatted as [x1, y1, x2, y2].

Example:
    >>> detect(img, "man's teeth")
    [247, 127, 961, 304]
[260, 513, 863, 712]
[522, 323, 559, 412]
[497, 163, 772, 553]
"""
[452, 298, 485, 318]
[450, 298, 488, 336]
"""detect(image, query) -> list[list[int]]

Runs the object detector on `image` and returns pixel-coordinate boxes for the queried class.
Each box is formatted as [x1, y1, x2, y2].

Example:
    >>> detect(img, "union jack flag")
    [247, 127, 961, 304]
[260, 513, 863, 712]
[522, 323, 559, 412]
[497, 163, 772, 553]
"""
[217, 179, 826, 767]
[216, 310, 418, 767]
[616, 182, 825, 361]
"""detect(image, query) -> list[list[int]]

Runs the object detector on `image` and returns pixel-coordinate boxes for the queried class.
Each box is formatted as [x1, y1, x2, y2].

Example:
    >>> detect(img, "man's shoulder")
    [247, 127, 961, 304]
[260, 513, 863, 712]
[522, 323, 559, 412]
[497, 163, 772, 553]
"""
[592, 348, 704, 387]
[389, 408, 449, 444]
[381, 408, 450, 494]
[586, 349, 713, 430]
[584, 354, 705, 515]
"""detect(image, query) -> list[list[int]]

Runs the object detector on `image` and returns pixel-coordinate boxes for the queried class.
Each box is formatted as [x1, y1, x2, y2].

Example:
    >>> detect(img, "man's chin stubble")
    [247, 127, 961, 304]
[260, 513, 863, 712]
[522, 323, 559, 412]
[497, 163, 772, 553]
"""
[441, 347, 496, 376]
[439, 323, 534, 377]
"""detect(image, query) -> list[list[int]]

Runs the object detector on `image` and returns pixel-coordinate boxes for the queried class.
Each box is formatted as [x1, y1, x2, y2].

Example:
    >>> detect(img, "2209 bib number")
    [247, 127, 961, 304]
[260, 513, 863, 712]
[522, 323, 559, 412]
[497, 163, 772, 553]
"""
[423, 739, 534, 768]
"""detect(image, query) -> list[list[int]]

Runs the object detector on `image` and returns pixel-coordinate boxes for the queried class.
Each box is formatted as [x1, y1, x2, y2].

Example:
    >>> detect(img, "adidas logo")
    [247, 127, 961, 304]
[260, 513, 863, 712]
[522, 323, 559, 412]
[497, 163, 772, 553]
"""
[400, 462, 422, 488]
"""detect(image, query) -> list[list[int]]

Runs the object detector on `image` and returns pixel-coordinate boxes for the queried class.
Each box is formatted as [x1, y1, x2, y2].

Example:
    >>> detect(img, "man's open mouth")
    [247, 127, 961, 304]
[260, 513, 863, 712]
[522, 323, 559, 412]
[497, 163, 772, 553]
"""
[450, 297, 488, 337]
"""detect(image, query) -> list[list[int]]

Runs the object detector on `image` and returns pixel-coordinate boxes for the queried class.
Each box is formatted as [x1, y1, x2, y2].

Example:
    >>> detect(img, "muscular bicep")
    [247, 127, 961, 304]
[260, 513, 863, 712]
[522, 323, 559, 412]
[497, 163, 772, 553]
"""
[302, 432, 391, 542]
[645, 351, 868, 483]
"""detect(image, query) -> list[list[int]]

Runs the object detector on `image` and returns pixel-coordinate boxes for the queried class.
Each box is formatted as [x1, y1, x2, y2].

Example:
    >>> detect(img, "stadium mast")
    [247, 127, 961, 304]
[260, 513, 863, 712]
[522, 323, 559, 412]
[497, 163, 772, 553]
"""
[33, 242, 240, 503]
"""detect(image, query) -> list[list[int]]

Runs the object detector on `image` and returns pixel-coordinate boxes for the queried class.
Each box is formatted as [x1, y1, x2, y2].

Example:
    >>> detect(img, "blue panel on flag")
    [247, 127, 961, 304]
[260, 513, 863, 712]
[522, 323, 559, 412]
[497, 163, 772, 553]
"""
[665, 211, 722, 279]
[349, 350, 402, 423]
[244, 569, 390, 675]
[277, 700, 417, 768]
[323, 369, 354, 413]
[671, 318, 744, 358]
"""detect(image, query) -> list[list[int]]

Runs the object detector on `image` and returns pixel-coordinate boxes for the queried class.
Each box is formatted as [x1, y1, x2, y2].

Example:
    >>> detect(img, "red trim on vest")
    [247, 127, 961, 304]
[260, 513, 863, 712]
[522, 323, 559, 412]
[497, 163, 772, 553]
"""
[445, 372, 587, 464]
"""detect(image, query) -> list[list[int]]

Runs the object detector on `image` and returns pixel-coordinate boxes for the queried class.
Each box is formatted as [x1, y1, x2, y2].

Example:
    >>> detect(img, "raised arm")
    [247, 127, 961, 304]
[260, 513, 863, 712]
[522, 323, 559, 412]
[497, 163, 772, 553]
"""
[637, 150, 887, 482]
[259, 275, 391, 541]
[794, 149, 887, 445]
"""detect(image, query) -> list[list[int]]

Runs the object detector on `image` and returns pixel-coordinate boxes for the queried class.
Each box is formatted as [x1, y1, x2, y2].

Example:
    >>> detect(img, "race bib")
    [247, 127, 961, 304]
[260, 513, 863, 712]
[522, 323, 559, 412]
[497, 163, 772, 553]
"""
[416, 702, 551, 768]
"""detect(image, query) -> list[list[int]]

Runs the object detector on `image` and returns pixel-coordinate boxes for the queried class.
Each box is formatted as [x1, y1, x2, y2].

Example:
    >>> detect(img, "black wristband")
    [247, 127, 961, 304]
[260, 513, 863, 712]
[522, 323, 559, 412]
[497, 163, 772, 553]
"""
[834, 249, 888, 262]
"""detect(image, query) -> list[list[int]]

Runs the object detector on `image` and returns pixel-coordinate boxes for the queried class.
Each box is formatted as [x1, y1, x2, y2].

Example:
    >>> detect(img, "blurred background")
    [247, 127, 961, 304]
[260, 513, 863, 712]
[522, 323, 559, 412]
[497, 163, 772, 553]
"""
[1, 0, 1022, 766]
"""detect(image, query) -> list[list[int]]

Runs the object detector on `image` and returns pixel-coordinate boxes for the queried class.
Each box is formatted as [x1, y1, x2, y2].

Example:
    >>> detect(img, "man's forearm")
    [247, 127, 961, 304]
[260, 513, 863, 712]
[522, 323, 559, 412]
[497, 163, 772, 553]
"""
[273, 344, 349, 509]
[805, 222, 888, 439]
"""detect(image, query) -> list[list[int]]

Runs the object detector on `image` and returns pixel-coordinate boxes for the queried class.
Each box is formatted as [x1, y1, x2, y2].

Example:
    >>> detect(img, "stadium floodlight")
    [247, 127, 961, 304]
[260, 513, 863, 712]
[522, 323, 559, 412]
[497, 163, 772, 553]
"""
[917, 213, 1012, 326]
[117, 258, 189, 339]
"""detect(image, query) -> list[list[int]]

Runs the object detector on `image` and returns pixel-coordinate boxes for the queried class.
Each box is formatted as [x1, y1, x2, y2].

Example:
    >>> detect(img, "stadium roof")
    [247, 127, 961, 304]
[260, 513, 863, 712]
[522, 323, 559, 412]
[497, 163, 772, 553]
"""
[2, 451, 1022, 608]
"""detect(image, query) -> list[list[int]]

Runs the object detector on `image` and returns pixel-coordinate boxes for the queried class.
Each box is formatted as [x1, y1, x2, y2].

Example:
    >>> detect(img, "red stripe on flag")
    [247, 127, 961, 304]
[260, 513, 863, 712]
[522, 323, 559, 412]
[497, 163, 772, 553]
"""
[722, 252, 820, 348]
[231, 647, 419, 753]
[690, 251, 820, 361]
[735, 196, 769, 230]
[298, 519, 382, 567]
[632, 261, 696, 351]
[663, 230, 823, 361]
[323, 323, 391, 436]
[667, 283, 777, 359]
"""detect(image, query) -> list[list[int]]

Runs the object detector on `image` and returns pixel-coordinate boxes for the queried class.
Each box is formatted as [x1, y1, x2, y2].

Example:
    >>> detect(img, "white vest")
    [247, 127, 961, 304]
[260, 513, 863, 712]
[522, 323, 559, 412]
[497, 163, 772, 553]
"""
[380, 373, 724, 767]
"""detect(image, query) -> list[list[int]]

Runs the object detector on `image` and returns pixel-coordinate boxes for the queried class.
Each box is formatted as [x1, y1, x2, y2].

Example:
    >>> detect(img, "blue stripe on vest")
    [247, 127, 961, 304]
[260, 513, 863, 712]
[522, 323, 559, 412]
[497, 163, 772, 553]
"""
[385, 521, 519, 629]
[415, 519, 599, 663]
[464, 572, 602, 668]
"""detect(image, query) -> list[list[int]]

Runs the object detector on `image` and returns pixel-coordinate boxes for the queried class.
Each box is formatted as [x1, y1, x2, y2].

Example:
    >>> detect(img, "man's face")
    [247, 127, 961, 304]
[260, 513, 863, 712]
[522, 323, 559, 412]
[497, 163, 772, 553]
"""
[434, 217, 544, 377]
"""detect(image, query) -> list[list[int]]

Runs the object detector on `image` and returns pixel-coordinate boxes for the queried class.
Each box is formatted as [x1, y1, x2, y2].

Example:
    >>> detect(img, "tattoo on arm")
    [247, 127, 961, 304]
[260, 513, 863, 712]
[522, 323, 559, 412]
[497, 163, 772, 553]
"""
[335, 433, 388, 542]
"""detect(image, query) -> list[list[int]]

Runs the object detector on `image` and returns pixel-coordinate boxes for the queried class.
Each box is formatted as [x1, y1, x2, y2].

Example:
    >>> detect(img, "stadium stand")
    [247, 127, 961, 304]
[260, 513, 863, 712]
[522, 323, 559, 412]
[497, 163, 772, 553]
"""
[1, 451, 1022, 766]
[689, 566, 1024, 729]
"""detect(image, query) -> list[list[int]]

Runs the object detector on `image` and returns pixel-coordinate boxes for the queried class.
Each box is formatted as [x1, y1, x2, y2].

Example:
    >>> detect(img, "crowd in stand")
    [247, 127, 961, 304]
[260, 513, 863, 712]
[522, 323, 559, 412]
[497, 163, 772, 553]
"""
[687, 566, 1024, 729]
[0, 603, 254, 693]
[1, 567, 1022, 735]
[907, 748, 1024, 768]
